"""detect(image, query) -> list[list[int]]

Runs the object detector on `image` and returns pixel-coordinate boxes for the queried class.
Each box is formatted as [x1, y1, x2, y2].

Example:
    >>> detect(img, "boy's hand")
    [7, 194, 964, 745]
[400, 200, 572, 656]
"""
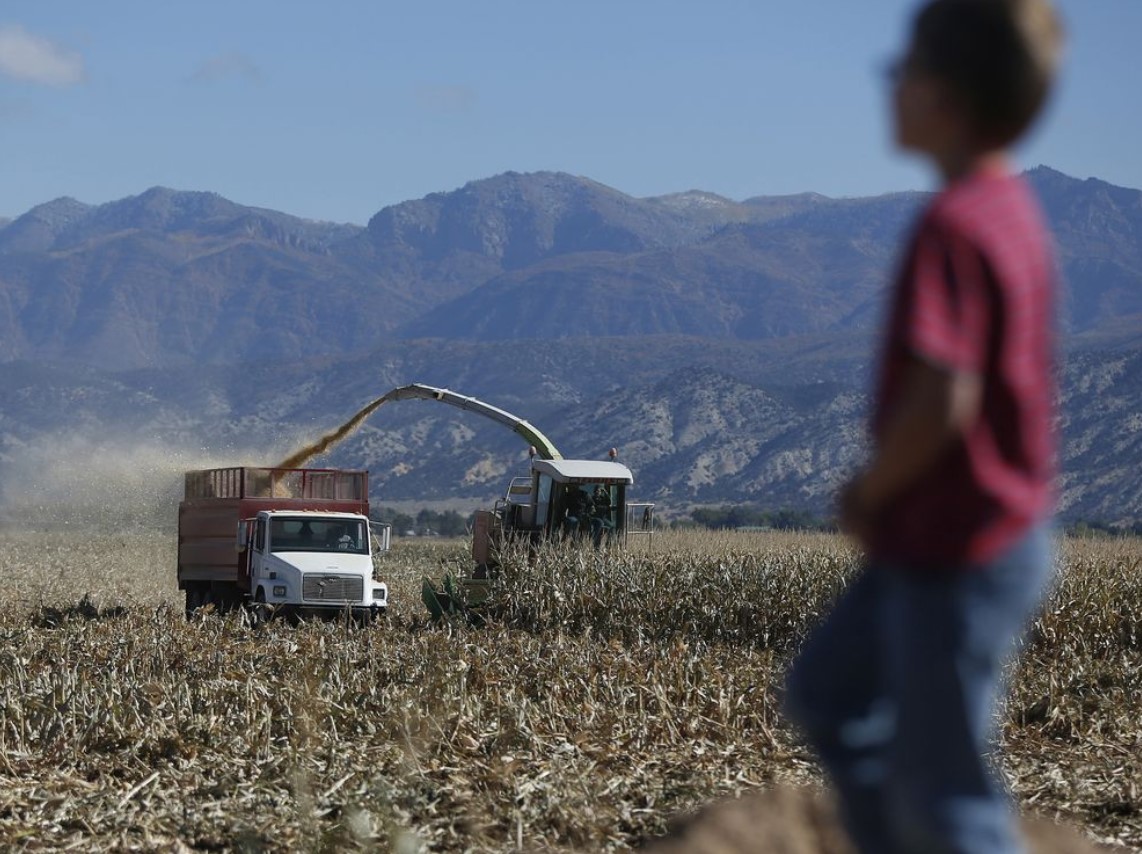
[840, 356, 983, 550]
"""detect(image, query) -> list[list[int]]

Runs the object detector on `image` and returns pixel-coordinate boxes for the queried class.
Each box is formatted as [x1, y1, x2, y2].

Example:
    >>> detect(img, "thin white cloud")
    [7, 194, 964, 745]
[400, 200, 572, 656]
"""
[413, 83, 478, 113]
[0, 24, 85, 86]
[191, 52, 262, 84]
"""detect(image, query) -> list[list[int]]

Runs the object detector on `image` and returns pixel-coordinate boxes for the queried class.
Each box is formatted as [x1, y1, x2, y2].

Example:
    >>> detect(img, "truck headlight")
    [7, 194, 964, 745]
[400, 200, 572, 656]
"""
[372, 588, 387, 602]
[273, 585, 287, 597]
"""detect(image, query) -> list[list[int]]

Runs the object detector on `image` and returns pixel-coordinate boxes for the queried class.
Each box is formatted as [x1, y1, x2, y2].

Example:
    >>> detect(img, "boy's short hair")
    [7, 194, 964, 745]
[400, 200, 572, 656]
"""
[911, 0, 1064, 146]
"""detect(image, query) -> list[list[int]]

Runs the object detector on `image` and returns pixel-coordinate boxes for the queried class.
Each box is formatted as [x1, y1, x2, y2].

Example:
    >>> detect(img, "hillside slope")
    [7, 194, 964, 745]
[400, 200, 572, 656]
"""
[2, 336, 1139, 525]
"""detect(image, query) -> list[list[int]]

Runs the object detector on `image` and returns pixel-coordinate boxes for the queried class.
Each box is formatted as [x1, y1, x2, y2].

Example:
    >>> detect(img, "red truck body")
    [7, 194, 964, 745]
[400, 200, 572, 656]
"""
[177, 467, 369, 595]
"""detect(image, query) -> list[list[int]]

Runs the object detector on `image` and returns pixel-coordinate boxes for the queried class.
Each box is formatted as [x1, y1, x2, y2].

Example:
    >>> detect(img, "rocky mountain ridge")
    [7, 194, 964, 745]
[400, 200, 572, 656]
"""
[2, 168, 1139, 369]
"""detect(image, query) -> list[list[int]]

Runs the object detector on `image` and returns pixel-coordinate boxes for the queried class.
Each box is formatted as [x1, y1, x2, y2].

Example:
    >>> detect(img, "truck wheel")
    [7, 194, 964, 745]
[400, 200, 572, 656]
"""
[354, 607, 384, 628]
[247, 589, 270, 627]
[184, 584, 208, 619]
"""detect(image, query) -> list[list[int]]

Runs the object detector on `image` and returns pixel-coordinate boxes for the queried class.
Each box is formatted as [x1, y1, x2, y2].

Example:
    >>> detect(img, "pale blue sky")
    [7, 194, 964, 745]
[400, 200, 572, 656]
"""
[2, 1, 1138, 225]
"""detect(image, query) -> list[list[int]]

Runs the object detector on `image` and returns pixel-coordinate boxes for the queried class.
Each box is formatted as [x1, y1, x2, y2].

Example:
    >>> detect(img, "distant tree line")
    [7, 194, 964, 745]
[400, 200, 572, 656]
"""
[369, 504, 1139, 539]
[1065, 519, 1142, 537]
[681, 507, 1141, 537]
[681, 505, 834, 532]
[371, 507, 473, 538]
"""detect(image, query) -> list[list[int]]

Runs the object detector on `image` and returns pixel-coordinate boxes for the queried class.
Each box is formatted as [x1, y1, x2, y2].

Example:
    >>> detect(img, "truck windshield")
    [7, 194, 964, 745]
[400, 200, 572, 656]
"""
[269, 517, 368, 555]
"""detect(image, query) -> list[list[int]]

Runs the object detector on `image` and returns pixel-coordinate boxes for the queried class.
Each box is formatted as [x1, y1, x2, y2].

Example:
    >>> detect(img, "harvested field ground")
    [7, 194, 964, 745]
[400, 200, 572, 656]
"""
[0, 528, 1139, 852]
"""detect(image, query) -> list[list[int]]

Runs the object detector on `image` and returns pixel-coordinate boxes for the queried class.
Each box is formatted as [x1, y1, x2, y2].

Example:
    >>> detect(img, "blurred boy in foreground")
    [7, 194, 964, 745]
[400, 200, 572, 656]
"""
[784, 1, 1064, 852]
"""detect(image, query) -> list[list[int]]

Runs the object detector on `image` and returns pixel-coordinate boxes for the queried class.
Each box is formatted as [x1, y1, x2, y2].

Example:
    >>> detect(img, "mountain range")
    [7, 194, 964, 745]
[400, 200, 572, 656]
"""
[1, 167, 1140, 526]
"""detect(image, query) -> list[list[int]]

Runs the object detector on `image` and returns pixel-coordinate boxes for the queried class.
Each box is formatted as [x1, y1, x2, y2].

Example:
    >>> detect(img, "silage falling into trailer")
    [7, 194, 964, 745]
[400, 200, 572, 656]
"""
[274, 396, 392, 469]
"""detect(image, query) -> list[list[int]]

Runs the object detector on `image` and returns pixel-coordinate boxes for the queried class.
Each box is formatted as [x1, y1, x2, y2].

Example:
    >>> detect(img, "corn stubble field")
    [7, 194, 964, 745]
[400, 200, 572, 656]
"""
[0, 528, 1139, 852]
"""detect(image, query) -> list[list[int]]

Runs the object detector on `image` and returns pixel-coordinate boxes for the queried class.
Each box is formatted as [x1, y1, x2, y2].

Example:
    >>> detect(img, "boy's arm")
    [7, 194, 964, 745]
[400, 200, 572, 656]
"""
[842, 353, 982, 544]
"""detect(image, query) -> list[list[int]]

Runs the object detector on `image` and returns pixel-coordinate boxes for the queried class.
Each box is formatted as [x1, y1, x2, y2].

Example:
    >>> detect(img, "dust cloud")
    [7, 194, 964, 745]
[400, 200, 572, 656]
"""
[0, 435, 263, 532]
[0, 394, 394, 532]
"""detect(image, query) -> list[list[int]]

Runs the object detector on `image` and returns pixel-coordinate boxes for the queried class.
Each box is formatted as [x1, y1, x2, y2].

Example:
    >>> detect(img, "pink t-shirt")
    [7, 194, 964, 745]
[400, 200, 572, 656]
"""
[870, 169, 1057, 567]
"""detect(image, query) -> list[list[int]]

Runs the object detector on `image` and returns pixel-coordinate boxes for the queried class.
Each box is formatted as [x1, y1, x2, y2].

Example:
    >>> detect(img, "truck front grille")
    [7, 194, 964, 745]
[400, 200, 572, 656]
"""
[302, 575, 363, 603]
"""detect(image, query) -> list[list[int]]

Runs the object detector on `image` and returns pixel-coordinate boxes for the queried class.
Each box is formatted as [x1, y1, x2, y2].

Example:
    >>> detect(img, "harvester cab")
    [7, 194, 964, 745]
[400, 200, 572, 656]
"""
[478, 458, 634, 566]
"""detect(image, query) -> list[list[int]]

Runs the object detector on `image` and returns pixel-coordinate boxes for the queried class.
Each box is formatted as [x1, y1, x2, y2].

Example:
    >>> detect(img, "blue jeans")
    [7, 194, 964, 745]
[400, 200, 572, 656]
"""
[783, 525, 1054, 854]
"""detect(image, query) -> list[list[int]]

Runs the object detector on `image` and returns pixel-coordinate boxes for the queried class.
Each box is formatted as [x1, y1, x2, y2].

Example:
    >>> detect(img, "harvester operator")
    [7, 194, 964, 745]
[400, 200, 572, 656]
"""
[561, 486, 590, 538]
[589, 485, 614, 547]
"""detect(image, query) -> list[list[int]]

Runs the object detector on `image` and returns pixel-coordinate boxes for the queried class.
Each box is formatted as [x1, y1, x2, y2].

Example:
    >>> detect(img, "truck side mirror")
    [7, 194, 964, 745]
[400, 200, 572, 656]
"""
[370, 522, 392, 554]
[236, 520, 250, 552]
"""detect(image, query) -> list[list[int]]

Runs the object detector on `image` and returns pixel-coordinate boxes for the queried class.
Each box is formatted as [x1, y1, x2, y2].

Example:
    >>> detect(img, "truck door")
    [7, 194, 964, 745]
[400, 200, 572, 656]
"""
[250, 517, 268, 581]
[237, 518, 257, 593]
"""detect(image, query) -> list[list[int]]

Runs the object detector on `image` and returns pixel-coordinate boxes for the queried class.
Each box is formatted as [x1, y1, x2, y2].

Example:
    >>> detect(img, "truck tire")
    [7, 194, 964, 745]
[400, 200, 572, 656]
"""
[211, 585, 241, 616]
[185, 584, 239, 619]
[248, 588, 270, 627]
[184, 584, 208, 619]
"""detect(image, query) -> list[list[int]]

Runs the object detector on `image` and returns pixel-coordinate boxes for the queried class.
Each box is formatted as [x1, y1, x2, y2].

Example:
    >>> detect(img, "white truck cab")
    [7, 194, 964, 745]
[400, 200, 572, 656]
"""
[241, 510, 389, 620]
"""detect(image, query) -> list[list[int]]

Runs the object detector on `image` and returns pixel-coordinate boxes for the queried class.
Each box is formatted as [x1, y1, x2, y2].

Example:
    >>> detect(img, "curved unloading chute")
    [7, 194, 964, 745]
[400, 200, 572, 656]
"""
[275, 382, 562, 469]
[381, 384, 562, 460]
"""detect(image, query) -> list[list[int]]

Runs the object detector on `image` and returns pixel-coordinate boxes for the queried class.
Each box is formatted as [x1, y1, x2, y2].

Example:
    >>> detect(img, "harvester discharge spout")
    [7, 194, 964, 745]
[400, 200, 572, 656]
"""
[380, 384, 563, 461]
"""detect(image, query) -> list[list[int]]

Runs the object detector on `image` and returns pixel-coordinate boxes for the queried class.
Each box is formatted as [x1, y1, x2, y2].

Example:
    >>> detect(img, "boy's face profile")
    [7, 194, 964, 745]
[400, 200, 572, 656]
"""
[889, 46, 961, 158]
